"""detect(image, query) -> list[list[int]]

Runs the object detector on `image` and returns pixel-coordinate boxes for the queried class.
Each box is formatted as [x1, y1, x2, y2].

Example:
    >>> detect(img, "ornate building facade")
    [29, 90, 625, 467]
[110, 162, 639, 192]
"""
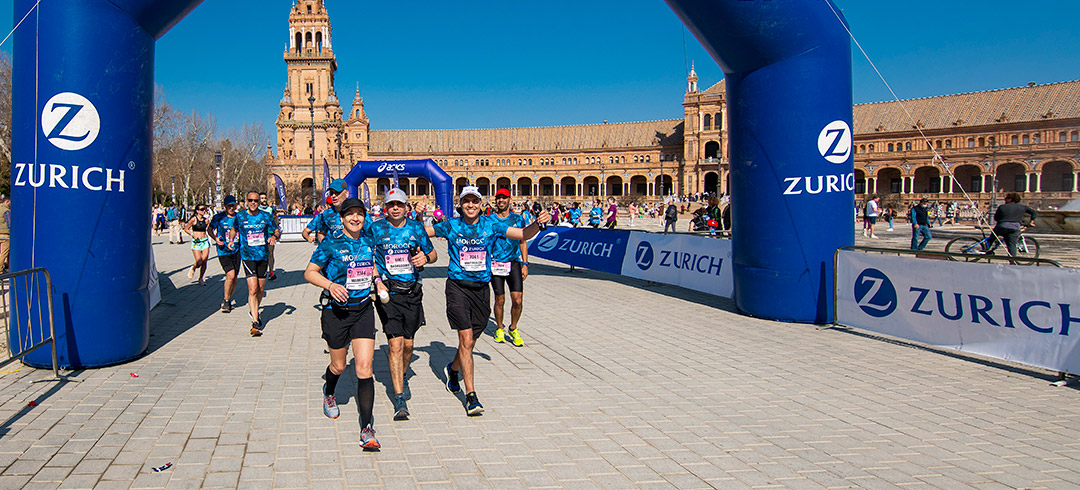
[269, 1, 1079, 209]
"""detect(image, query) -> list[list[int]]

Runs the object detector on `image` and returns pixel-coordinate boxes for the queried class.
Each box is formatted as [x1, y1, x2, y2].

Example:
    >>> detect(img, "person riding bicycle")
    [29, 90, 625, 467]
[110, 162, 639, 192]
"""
[993, 192, 1037, 257]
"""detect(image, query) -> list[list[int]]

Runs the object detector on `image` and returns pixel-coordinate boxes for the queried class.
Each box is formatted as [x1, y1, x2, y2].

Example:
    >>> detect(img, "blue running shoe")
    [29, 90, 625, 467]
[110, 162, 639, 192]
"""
[444, 362, 460, 394]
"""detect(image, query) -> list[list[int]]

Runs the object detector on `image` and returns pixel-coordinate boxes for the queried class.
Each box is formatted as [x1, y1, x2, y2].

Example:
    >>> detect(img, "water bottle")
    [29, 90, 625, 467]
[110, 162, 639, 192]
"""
[410, 245, 424, 272]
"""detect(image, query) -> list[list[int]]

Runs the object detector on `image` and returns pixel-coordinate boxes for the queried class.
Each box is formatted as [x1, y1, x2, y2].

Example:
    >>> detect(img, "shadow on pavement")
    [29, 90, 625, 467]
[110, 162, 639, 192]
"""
[0, 372, 83, 440]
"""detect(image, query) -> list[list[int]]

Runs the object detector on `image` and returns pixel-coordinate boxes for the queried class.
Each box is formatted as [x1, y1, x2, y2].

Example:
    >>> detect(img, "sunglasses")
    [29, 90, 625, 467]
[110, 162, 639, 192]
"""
[247, 199, 259, 202]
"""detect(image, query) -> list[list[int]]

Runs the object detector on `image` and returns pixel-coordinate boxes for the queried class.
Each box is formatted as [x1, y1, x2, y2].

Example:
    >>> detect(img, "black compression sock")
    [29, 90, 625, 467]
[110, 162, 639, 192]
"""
[357, 376, 375, 428]
[325, 367, 341, 396]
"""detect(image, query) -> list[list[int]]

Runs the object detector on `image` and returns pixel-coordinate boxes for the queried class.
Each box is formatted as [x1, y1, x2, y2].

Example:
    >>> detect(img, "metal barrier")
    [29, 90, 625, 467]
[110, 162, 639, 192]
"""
[0, 268, 61, 379]
[277, 215, 314, 242]
[832, 245, 1062, 325]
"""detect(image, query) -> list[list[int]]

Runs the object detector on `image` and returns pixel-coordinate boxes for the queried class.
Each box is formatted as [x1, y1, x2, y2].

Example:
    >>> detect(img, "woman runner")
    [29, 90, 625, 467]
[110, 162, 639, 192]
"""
[184, 204, 211, 285]
[304, 198, 382, 450]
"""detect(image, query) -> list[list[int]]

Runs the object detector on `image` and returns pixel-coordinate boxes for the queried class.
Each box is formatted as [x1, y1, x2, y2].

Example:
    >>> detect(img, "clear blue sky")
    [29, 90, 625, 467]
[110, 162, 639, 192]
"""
[3, 1, 1080, 134]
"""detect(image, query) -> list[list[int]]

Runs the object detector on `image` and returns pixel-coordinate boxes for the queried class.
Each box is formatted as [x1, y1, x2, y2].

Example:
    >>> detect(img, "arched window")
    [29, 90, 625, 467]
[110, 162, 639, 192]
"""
[1060, 132, 1068, 143]
[967, 138, 975, 148]
[934, 140, 942, 149]
[858, 145, 865, 153]
[295, 32, 303, 53]
[305, 31, 312, 49]
[1022, 135, 1030, 144]
[1072, 131, 1079, 142]
[887, 143, 894, 152]
[906, 142, 912, 151]
[715, 113, 722, 130]
[945, 140, 952, 148]
[703, 114, 712, 130]
[1011, 135, 1019, 145]
[978, 137, 985, 146]
[1032, 133, 1041, 143]
[646, 155, 650, 162]
[315, 32, 323, 53]
[868, 144, 874, 152]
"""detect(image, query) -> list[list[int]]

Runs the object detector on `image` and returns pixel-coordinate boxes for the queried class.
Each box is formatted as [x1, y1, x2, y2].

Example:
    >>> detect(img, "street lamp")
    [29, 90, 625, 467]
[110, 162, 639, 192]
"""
[214, 151, 222, 210]
[600, 163, 605, 197]
[170, 175, 175, 206]
[989, 136, 999, 212]
[309, 95, 317, 208]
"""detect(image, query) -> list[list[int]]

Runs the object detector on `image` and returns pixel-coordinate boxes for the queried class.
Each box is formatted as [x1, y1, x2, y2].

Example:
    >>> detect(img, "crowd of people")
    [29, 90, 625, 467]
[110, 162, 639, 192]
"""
[858, 195, 1039, 254]
[161, 180, 549, 451]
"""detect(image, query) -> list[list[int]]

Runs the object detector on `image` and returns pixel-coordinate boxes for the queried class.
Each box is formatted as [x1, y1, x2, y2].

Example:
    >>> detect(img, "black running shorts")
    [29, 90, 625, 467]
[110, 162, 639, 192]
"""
[445, 279, 490, 338]
[490, 261, 524, 296]
[218, 252, 241, 273]
[321, 301, 376, 349]
[242, 259, 268, 279]
[375, 287, 425, 340]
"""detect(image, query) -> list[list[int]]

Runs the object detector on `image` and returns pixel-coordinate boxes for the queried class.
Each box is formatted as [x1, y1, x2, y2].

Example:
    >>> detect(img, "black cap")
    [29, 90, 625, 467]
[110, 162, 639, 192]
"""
[339, 198, 367, 216]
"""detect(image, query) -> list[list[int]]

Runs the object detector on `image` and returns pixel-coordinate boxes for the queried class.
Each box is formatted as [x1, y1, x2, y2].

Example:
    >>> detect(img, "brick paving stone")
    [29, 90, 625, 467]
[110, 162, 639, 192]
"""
[0, 236, 1077, 487]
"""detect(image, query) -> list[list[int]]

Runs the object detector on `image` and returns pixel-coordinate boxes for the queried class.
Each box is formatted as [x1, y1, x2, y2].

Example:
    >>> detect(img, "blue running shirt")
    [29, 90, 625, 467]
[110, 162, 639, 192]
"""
[306, 207, 345, 240]
[487, 212, 527, 263]
[208, 211, 240, 256]
[236, 210, 278, 261]
[369, 218, 435, 286]
[432, 217, 510, 283]
[589, 206, 602, 224]
[309, 234, 376, 307]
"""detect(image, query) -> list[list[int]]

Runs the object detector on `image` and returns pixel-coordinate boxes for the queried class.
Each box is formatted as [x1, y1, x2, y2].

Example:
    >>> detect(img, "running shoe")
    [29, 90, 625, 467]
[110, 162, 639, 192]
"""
[221, 299, 232, 313]
[393, 395, 409, 421]
[187, 266, 195, 279]
[443, 362, 460, 394]
[360, 426, 380, 451]
[268, 271, 277, 281]
[465, 392, 484, 416]
[323, 394, 339, 419]
[509, 328, 524, 347]
[493, 327, 506, 343]
[403, 380, 411, 400]
[250, 321, 262, 337]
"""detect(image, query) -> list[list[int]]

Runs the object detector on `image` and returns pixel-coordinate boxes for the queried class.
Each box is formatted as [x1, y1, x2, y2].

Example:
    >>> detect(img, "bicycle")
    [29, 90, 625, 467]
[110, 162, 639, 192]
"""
[944, 227, 1040, 262]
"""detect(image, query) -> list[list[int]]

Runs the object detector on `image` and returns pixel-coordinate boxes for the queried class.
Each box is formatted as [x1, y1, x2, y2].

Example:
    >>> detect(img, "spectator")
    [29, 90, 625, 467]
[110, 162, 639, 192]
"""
[992, 192, 1038, 257]
[663, 202, 678, 233]
[910, 198, 932, 251]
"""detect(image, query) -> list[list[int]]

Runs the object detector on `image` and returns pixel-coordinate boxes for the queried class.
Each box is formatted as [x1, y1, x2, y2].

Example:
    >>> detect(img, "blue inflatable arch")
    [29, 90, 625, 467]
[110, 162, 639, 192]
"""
[345, 160, 454, 216]
[10, 0, 851, 367]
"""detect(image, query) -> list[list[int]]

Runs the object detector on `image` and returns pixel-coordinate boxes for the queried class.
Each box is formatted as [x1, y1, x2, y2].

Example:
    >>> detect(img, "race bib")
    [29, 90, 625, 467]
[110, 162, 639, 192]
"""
[346, 263, 373, 291]
[491, 261, 511, 277]
[246, 231, 265, 247]
[386, 252, 413, 275]
[460, 248, 487, 272]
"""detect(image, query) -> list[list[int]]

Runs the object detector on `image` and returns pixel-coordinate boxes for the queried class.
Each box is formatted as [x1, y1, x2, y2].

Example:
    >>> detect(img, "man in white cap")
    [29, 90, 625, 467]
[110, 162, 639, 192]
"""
[370, 188, 438, 421]
[422, 186, 550, 416]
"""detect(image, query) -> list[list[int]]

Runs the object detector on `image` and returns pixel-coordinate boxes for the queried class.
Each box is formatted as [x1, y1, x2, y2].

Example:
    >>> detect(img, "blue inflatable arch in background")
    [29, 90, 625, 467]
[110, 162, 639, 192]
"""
[10, 0, 851, 368]
[344, 160, 454, 216]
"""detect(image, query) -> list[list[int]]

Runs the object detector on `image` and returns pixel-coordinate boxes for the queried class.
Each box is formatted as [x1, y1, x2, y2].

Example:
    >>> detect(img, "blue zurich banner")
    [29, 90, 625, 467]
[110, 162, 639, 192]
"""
[527, 227, 630, 275]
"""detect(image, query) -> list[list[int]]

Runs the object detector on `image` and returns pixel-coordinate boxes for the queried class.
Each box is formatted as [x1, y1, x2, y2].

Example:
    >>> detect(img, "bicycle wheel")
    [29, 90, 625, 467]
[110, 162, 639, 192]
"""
[944, 237, 986, 262]
[1015, 235, 1040, 260]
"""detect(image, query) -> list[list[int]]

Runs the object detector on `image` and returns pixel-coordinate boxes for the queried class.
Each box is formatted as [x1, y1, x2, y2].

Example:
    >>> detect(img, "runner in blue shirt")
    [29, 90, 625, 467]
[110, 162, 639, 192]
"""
[588, 200, 603, 228]
[304, 179, 349, 243]
[369, 188, 437, 421]
[489, 188, 529, 347]
[568, 202, 582, 227]
[208, 195, 241, 313]
[304, 198, 381, 451]
[423, 186, 549, 416]
[258, 192, 280, 280]
[235, 191, 280, 336]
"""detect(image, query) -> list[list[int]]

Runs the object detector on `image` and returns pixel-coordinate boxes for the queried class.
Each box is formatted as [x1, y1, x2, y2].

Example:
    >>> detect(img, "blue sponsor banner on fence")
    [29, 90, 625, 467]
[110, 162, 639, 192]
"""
[527, 226, 629, 274]
[622, 232, 733, 298]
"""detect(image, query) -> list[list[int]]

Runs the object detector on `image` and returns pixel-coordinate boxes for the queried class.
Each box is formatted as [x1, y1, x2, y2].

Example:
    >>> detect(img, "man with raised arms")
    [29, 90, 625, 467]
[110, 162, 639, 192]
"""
[424, 186, 549, 415]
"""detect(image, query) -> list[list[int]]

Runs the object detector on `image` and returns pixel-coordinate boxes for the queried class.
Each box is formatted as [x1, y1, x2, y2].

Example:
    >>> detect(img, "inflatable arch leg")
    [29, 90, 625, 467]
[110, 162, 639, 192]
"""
[344, 160, 454, 216]
[666, 0, 854, 323]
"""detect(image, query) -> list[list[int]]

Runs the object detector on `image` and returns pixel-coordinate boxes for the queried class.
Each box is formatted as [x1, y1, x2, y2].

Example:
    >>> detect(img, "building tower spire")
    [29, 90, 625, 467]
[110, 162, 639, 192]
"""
[687, 61, 698, 93]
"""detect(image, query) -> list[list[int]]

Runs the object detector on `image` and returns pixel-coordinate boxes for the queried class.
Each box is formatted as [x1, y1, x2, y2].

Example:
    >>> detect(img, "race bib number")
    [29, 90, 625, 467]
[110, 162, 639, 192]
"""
[246, 231, 265, 247]
[460, 248, 487, 272]
[346, 263, 373, 291]
[491, 261, 511, 277]
[386, 252, 413, 275]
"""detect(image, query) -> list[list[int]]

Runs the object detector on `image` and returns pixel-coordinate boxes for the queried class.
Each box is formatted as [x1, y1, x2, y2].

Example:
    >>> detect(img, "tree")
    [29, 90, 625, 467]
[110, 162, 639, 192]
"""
[0, 52, 12, 196]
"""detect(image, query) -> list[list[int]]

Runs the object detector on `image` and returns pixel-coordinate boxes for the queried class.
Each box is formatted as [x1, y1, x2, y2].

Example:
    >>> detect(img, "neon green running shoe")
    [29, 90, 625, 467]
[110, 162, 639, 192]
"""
[494, 327, 506, 343]
[509, 328, 524, 347]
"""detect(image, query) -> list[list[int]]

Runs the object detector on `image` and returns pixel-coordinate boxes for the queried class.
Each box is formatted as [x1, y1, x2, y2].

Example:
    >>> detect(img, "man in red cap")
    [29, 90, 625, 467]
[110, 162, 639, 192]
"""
[489, 188, 529, 347]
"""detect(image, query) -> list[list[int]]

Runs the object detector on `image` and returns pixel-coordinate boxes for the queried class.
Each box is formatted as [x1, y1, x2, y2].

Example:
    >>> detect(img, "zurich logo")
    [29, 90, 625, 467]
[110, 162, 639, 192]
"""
[634, 241, 654, 270]
[41, 92, 100, 151]
[536, 233, 559, 252]
[854, 268, 897, 317]
[817, 120, 851, 164]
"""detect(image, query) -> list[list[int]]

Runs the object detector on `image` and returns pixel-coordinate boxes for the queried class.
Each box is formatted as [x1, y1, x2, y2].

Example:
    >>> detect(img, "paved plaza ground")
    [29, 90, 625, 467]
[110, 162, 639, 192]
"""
[0, 227, 1079, 489]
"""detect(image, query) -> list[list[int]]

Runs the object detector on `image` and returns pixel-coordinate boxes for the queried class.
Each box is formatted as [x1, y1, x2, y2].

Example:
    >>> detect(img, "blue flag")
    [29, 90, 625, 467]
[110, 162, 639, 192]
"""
[361, 183, 371, 209]
[272, 174, 287, 210]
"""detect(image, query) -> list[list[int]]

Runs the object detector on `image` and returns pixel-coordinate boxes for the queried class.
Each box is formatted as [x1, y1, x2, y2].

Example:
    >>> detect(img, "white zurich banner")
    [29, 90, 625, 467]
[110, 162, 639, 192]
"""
[621, 232, 733, 298]
[837, 250, 1080, 373]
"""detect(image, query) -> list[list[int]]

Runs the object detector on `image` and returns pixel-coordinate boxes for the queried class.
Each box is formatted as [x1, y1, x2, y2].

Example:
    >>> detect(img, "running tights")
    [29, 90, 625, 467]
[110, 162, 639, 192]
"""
[357, 376, 374, 428]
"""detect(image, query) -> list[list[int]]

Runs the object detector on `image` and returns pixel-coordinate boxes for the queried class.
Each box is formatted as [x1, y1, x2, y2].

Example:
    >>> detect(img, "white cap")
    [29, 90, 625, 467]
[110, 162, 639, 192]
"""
[385, 187, 407, 204]
[459, 186, 482, 200]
